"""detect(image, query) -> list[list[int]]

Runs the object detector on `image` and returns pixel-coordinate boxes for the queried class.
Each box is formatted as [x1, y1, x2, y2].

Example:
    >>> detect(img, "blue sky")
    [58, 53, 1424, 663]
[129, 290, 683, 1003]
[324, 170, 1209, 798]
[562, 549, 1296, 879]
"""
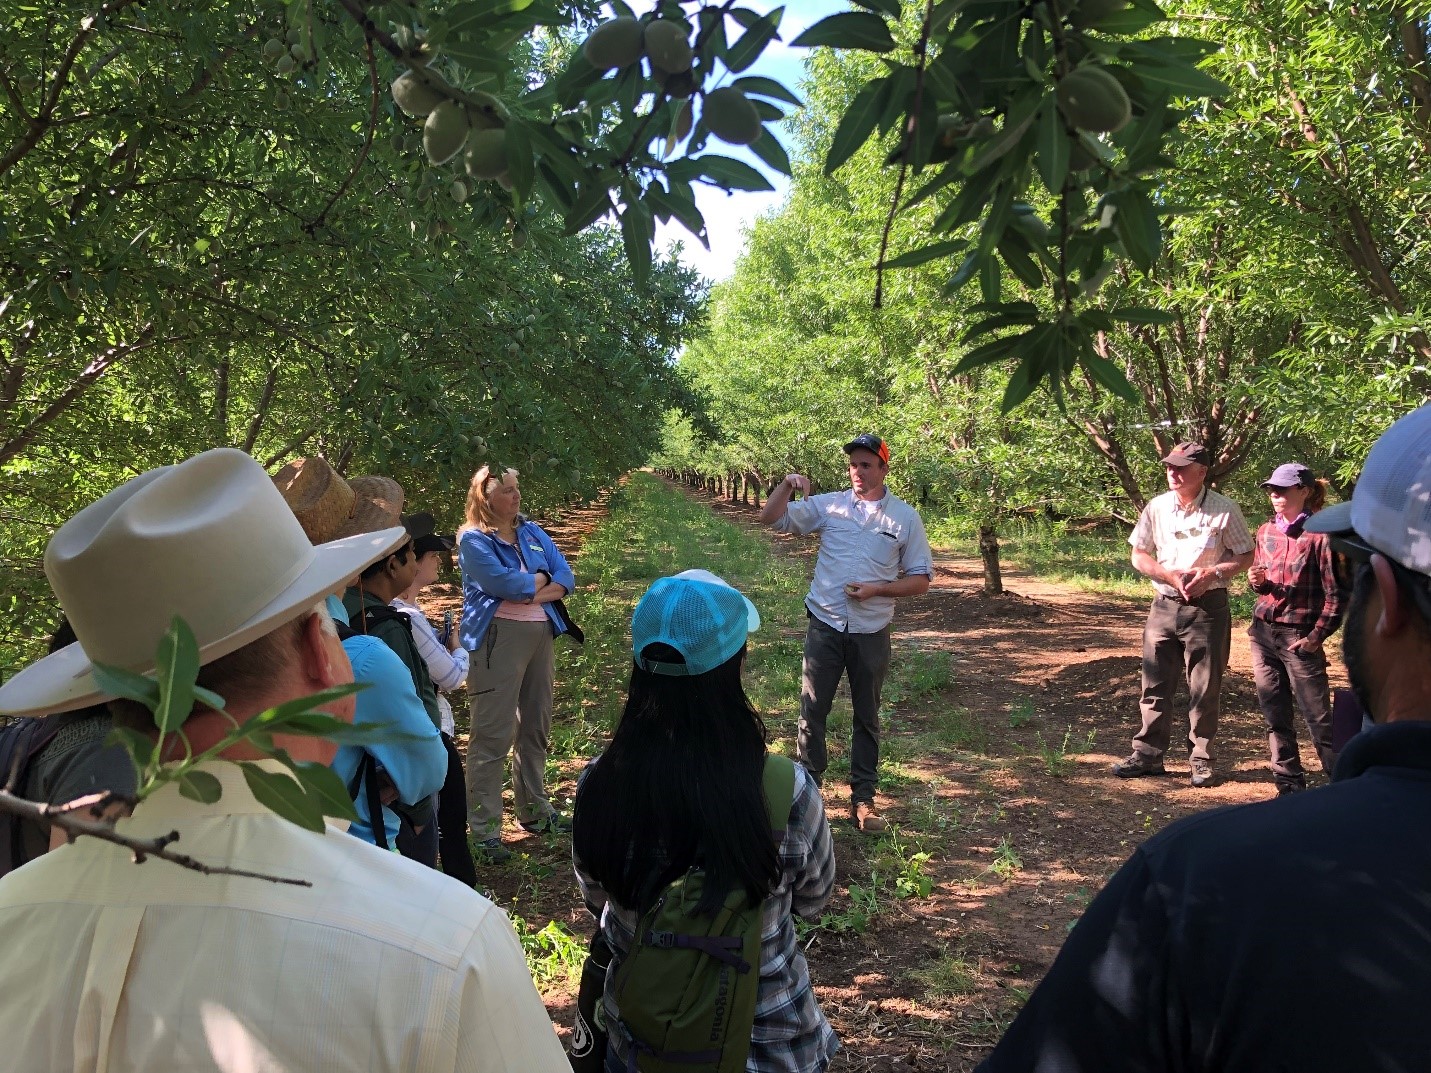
[650, 0, 847, 282]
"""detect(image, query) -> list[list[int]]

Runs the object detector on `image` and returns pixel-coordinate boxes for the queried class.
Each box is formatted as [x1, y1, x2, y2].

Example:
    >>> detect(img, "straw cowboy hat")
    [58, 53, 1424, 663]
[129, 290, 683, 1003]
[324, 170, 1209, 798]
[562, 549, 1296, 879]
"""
[272, 456, 404, 544]
[0, 448, 406, 718]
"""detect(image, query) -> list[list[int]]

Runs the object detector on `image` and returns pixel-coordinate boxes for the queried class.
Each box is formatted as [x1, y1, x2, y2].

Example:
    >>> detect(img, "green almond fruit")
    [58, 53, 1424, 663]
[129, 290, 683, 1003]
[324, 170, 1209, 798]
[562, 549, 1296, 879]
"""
[467, 90, 510, 131]
[450, 180, 469, 204]
[424, 100, 471, 165]
[582, 17, 645, 71]
[644, 20, 693, 74]
[286, 26, 303, 45]
[262, 38, 286, 62]
[1069, 0, 1131, 30]
[274, 54, 296, 76]
[464, 128, 509, 180]
[1056, 66, 1132, 134]
[391, 70, 450, 118]
[702, 87, 762, 146]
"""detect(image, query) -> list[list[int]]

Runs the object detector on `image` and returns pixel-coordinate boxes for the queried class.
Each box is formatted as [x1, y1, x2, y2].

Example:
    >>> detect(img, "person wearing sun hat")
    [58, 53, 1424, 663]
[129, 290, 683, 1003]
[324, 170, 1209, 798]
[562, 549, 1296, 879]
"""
[759, 433, 933, 834]
[1247, 462, 1343, 793]
[271, 456, 446, 856]
[571, 569, 839, 1073]
[978, 402, 1431, 1073]
[1114, 440, 1255, 788]
[0, 448, 569, 1071]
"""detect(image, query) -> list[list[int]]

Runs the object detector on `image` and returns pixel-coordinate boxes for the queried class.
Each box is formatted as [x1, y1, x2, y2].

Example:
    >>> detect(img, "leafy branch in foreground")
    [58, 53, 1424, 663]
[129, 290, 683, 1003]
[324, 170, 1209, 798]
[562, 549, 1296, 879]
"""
[0, 617, 404, 883]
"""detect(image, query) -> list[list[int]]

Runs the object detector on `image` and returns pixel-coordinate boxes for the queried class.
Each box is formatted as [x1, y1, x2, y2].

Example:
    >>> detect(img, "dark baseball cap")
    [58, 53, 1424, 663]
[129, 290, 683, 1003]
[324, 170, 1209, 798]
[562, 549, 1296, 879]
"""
[1261, 463, 1312, 489]
[411, 533, 454, 557]
[844, 434, 890, 464]
[1162, 442, 1211, 467]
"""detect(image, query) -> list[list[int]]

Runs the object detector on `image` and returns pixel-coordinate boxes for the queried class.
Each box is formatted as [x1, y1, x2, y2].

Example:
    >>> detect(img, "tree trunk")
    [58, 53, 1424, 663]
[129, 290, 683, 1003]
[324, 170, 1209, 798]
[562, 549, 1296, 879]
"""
[979, 524, 1004, 595]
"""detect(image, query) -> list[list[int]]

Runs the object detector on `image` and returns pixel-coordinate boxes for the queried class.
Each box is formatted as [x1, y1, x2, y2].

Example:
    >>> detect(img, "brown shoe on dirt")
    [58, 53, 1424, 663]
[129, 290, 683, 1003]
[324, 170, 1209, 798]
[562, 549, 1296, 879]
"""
[852, 800, 888, 834]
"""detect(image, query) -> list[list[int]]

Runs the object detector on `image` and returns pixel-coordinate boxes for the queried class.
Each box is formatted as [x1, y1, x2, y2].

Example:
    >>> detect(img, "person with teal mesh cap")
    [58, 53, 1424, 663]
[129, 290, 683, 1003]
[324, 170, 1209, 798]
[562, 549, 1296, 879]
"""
[571, 569, 839, 1073]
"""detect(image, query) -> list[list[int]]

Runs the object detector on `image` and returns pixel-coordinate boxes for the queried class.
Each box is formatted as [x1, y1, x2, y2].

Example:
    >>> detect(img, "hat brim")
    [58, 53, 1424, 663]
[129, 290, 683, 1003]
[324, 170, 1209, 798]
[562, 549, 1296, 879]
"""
[1161, 454, 1202, 467]
[0, 526, 407, 718]
[1304, 501, 1353, 535]
[1260, 480, 1298, 490]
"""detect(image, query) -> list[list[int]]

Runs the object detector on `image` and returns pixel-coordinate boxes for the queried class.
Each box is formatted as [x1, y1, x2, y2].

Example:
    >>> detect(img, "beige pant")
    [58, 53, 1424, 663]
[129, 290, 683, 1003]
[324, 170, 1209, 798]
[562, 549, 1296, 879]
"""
[466, 618, 555, 835]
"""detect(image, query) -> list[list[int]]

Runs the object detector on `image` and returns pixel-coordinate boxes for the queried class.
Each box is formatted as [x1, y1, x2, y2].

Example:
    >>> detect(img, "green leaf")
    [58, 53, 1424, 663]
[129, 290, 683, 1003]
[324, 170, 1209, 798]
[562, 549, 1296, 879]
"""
[293, 761, 359, 821]
[250, 684, 368, 730]
[177, 769, 223, 804]
[824, 79, 886, 175]
[791, 12, 896, 53]
[731, 76, 802, 108]
[1083, 351, 1141, 403]
[621, 201, 653, 287]
[564, 184, 613, 234]
[104, 726, 157, 772]
[1036, 99, 1070, 194]
[951, 329, 1029, 374]
[504, 120, 535, 203]
[1126, 59, 1229, 98]
[1108, 305, 1177, 324]
[1076, 6, 1164, 35]
[90, 661, 160, 710]
[882, 239, 967, 270]
[963, 102, 1039, 176]
[747, 128, 791, 176]
[852, 0, 901, 14]
[240, 763, 325, 832]
[687, 155, 774, 192]
[945, 250, 981, 294]
[725, 8, 782, 73]
[152, 616, 199, 734]
[1109, 191, 1161, 271]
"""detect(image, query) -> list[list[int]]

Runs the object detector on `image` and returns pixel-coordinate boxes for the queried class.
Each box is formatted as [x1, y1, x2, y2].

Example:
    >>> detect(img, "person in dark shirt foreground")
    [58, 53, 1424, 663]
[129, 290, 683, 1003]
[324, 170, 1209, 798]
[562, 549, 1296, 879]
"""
[979, 401, 1431, 1073]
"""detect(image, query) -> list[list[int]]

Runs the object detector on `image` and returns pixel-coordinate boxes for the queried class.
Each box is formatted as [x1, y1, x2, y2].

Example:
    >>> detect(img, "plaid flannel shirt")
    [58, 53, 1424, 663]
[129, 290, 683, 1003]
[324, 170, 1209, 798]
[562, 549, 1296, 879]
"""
[1250, 521, 1344, 643]
[574, 761, 840, 1073]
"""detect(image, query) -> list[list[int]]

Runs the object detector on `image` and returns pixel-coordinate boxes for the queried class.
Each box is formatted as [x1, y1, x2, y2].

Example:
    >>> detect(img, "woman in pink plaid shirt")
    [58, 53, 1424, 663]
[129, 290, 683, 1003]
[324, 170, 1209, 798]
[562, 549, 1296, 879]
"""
[1247, 463, 1345, 794]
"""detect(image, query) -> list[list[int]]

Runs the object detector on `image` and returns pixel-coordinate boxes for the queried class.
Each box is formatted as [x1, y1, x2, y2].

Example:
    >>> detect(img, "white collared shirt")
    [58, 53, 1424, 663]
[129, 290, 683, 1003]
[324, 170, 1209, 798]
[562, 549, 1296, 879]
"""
[0, 761, 568, 1072]
[774, 487, 933, 633]
[1130, 487, 1254, 598]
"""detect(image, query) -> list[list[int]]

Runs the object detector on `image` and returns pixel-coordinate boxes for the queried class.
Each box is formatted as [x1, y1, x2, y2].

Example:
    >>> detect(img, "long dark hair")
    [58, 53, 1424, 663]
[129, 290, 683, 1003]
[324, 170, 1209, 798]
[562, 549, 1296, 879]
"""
[573, 644, 780, 915]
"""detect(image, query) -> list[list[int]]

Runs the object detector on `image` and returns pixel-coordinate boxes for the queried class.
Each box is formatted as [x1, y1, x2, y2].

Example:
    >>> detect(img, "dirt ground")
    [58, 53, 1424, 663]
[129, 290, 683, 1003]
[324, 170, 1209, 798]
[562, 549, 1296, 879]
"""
[424, 481, 1345, 1071]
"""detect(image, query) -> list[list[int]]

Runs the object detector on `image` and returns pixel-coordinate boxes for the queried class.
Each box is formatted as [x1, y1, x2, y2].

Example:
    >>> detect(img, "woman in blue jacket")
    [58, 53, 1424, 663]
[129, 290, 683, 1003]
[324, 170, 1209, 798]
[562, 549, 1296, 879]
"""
[458, 464, 576, 862]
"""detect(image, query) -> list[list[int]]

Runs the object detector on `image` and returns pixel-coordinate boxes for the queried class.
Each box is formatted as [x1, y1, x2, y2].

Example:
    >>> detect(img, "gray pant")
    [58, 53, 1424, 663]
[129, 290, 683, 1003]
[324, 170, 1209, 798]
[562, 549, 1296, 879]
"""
[1133, 590, 1230, 762]
[1249, 618, 1337, 780]
[466, 618, 555, 835]
[799, 615, 891, 803]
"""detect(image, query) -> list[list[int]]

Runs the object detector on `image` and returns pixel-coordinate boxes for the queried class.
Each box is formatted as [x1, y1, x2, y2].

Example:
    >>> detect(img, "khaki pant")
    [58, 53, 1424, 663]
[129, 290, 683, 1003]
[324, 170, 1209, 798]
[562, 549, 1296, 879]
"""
[466, 618, 555, 835]
[1133, 590, 1230, 763]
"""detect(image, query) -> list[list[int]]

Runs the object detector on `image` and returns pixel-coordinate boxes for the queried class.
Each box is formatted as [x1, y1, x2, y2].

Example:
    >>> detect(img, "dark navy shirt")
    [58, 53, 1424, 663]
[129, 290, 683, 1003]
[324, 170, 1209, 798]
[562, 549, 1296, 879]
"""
[979, 721, 1431, 1073]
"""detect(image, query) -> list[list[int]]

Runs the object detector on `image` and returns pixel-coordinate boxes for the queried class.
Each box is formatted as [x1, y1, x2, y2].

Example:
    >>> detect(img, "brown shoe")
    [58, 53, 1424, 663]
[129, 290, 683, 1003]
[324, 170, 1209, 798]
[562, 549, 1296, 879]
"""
[852, 800, 888, 833]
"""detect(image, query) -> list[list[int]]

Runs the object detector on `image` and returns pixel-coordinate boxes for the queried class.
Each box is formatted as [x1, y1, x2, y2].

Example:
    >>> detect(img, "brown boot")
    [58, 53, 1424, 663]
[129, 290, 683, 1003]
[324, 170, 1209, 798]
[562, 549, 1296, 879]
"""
[852, 800, 888, 833]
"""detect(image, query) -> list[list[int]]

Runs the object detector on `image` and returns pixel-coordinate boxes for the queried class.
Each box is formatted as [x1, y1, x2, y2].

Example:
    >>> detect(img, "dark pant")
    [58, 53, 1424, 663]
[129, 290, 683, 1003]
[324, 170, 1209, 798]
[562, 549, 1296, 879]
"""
[799, 615, 891, 803]
[396, 794, 439, 867]
[1249, 618, 1336, 781]
[437, 731, 477, 886]
[1133, 590, 1231, 763]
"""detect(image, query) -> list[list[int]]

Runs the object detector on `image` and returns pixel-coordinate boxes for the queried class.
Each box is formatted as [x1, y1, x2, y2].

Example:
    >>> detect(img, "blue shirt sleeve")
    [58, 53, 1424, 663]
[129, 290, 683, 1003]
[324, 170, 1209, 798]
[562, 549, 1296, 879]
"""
[532, 524, 575, 593]
[458, 529, 536, 601]
[334, 636, 446, 843]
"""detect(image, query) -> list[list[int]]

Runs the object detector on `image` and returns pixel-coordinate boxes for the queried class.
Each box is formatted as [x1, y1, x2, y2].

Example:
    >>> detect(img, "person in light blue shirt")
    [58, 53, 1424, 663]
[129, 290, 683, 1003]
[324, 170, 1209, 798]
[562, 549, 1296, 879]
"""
[328, 594, 447, 847]
[759, 434, 933, 834]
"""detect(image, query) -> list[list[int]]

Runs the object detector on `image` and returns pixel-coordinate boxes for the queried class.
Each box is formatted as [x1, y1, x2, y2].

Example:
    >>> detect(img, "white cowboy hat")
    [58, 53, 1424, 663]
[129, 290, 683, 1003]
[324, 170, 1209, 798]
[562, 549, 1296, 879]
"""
[0, 448, 406, 718]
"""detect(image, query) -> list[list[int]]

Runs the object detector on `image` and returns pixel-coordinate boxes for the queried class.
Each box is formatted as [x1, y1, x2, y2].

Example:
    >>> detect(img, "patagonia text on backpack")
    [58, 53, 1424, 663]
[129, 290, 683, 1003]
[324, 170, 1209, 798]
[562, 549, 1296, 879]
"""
[609, 754, 796, 1073]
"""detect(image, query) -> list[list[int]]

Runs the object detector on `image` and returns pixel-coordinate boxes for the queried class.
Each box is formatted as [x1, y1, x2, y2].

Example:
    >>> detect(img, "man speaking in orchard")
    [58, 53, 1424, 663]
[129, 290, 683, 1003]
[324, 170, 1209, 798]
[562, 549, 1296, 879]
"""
[1114, 441, 1254, 788]
[760, 434, 933, 833]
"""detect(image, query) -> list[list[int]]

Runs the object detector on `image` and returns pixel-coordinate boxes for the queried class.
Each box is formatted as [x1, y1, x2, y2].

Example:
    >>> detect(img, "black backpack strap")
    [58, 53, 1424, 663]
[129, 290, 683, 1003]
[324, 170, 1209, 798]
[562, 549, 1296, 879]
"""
[345, 751, 388, 851]
[1, 717, 71, 876]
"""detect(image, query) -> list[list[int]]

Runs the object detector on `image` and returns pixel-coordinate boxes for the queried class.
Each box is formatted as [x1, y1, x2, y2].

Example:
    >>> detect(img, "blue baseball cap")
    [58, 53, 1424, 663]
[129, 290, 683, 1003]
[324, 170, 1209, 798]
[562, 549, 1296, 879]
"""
[1261, 463, 1312, 489]
[631, 569, 761, 676]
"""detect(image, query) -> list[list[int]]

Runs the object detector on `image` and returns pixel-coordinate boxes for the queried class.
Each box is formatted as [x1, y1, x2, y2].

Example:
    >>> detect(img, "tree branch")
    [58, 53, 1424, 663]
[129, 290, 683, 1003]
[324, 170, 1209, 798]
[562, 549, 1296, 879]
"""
[0, 788, 311, 886]
[0, 0, 144, 179]
[874, 0, 934, 310]
[308, 38, 381, 231]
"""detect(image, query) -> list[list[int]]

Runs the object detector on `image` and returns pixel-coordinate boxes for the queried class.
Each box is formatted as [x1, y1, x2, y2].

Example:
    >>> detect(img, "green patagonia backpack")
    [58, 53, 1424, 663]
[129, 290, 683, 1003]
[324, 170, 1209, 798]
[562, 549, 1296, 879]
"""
[610, 752, 797, 1073]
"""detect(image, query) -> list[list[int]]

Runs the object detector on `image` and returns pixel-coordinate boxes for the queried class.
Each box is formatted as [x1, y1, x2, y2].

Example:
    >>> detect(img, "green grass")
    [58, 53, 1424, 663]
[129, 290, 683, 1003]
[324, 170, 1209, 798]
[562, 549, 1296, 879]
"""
[909, 951, 981, 997]
[1034, 727, 1097, 777]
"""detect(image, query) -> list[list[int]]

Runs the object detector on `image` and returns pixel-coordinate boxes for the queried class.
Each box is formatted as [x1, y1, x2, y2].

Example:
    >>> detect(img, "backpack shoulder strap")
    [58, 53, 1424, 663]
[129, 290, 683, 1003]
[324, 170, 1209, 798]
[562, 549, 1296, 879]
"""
[761, 753, 796, 840]
[1, 717, 70, 876]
